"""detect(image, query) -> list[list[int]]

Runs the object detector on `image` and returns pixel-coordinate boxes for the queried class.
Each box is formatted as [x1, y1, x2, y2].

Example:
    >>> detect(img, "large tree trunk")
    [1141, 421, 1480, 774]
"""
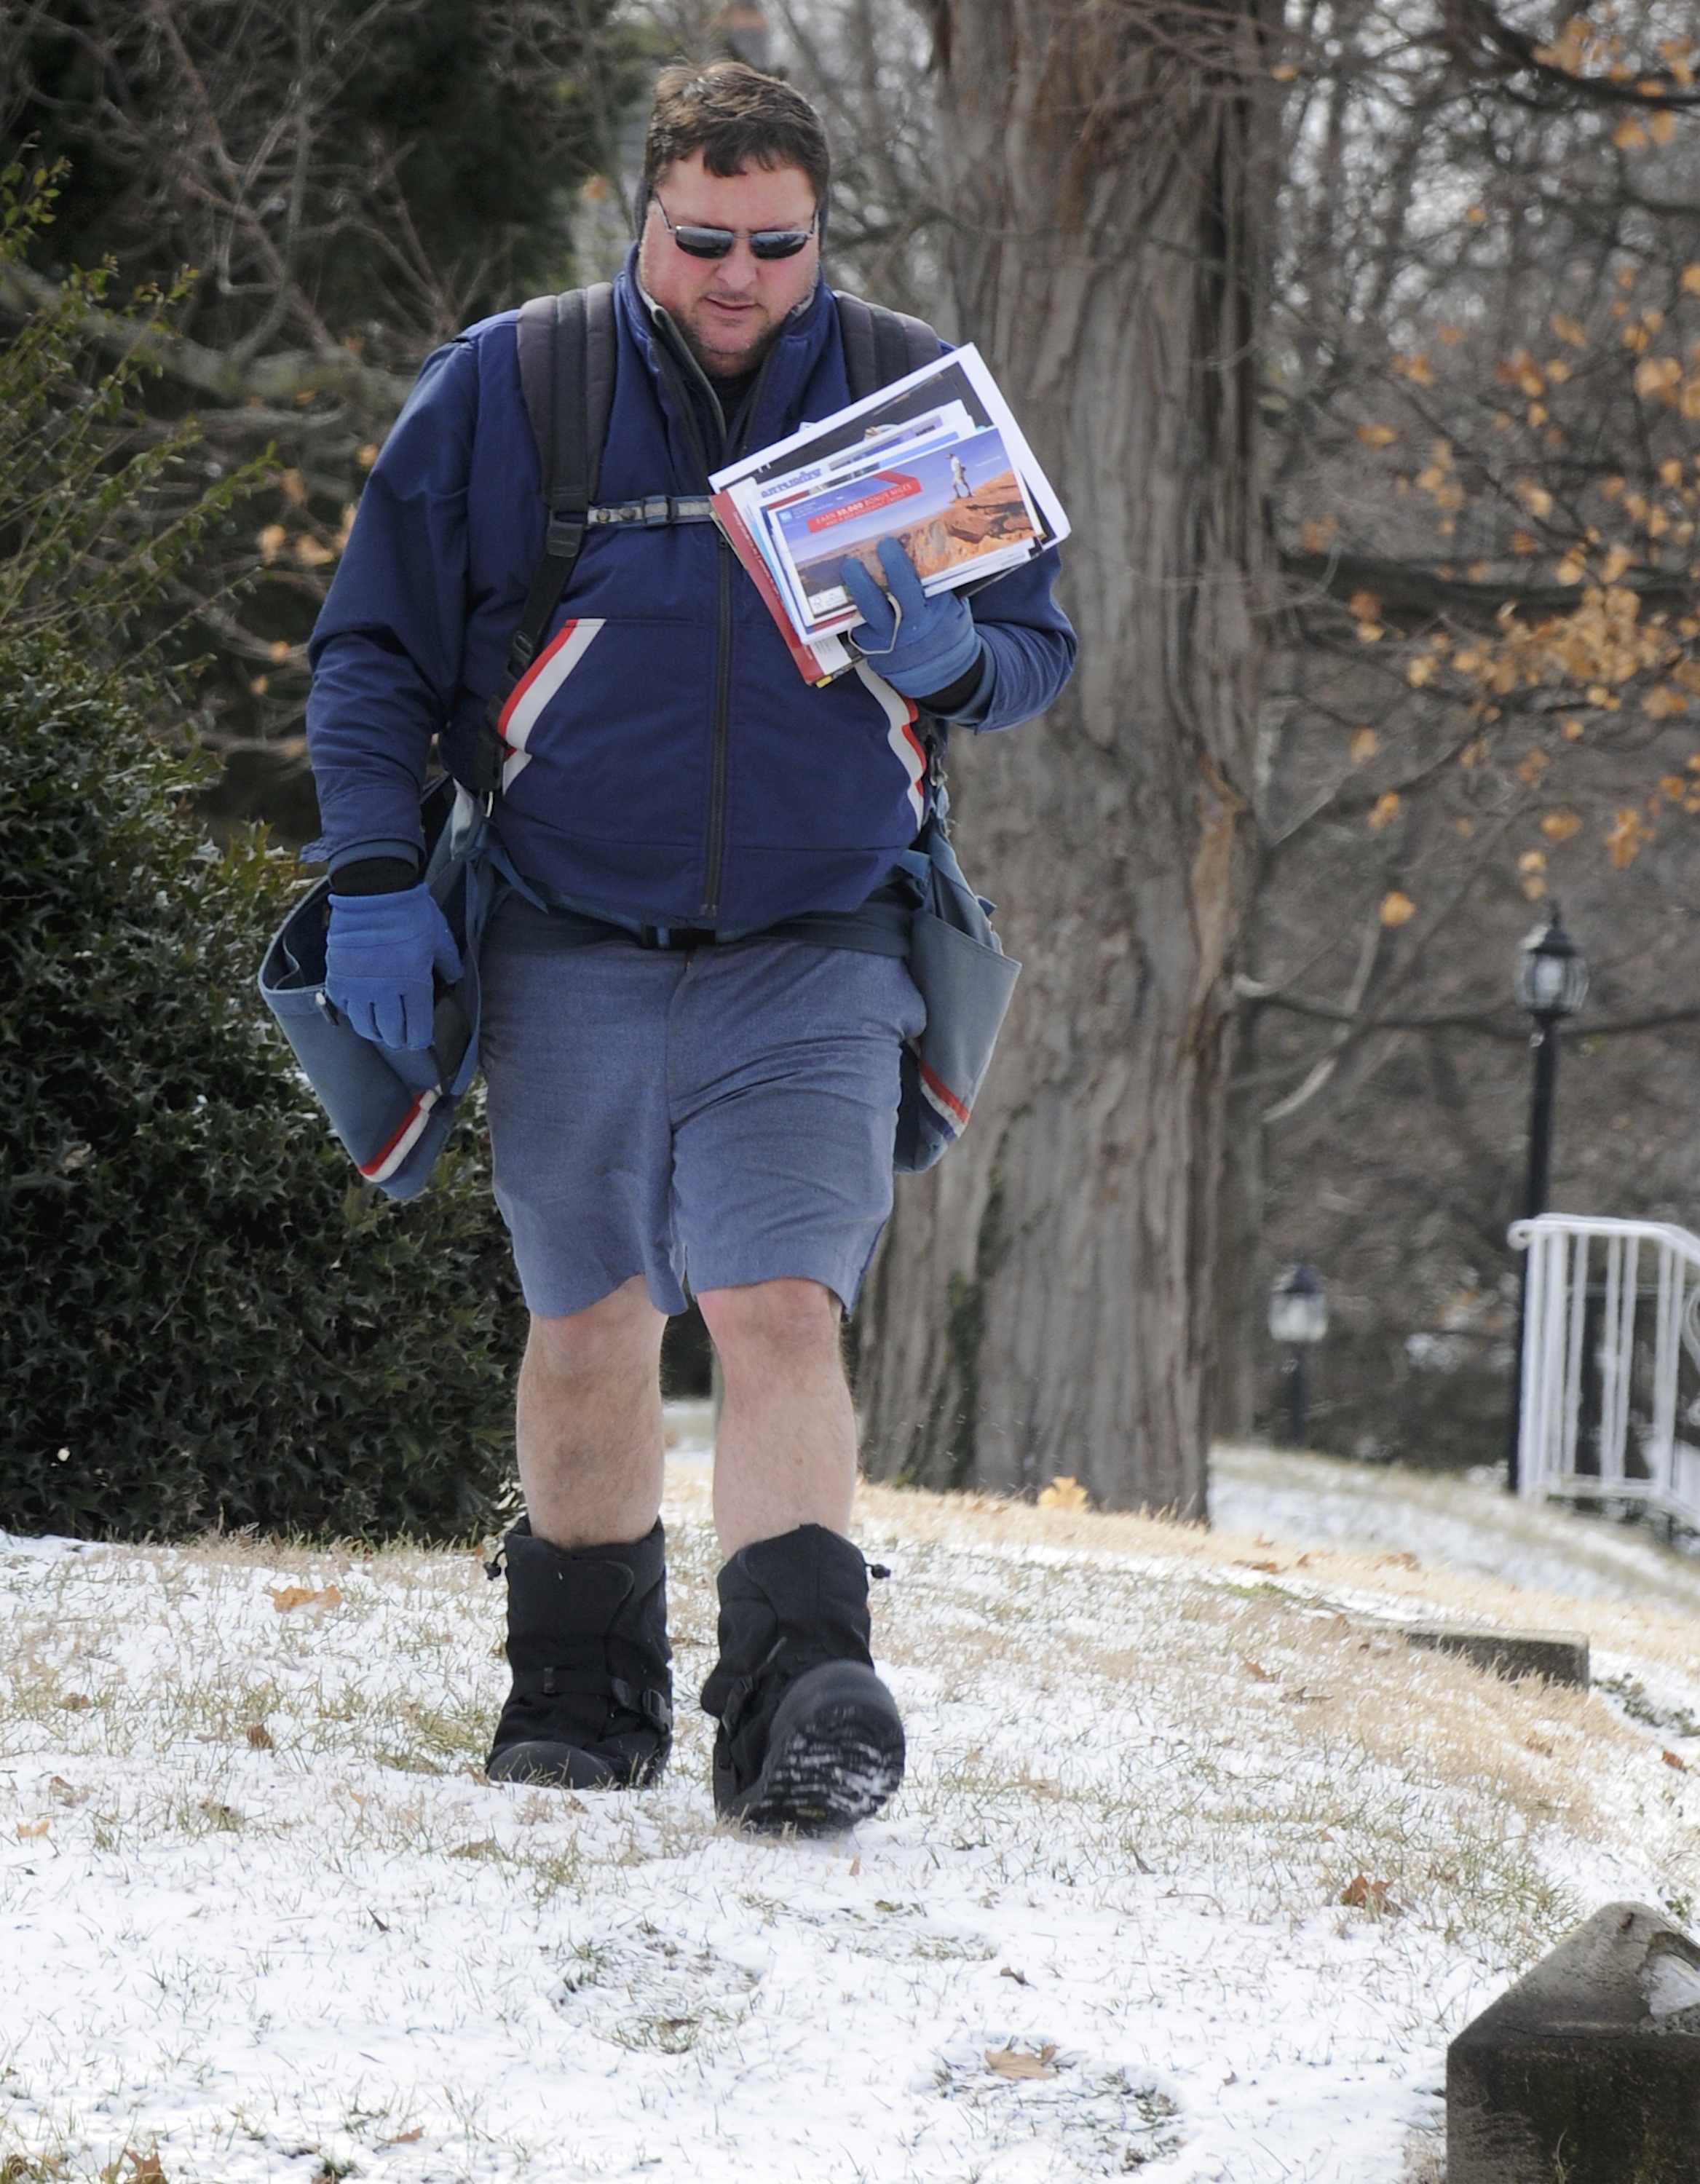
[855, 0, 1278, 1515]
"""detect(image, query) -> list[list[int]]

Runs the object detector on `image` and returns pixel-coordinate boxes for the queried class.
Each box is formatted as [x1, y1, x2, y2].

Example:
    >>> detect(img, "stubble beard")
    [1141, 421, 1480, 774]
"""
[679, 307, 778, 383]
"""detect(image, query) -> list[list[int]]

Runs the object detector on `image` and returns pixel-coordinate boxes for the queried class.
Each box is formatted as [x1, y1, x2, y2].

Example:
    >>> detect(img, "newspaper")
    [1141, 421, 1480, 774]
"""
[710, 343, 1069, 684]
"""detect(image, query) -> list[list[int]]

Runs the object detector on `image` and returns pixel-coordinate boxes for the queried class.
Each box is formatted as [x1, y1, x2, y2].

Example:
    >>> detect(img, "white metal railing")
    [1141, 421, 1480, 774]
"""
[1510, 1212, 1700, 1530]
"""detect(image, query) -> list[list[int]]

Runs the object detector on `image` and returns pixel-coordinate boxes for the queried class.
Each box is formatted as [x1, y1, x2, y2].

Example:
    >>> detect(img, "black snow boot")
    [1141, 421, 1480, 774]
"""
[486, 1519, 672, 1791]
[700, 1523, 904, 1835]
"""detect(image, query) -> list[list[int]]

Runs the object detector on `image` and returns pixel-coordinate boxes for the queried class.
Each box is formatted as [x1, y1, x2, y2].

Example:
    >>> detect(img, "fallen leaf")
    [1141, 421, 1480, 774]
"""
[245, 1723, 274, 1750]
[1234, 1559, 1281, 1574]
[1349, 727, 1380, 763]
[1379, 890, 1416, 927]
[1357, 422, 1398, 447]
[270, 1584, 341, 1614]
[58, 1693, 92, 1712]
[127, 2154, 167, 2183]
[48, 1776, 88, 1806]
[848, 1856, 861, 1876]
[16, 1819, 48, 1839]
[1664, 1749, 1688, 1771]
[384, 2128, 424, 2145]
[1340, 1872, 1401, 1915]
[999, 1965, 1031, 1985]
[1037, 1474, 1089, 1510]
[985, 2044, 1059, 2079]
[1241, 1657, 1277, 1682]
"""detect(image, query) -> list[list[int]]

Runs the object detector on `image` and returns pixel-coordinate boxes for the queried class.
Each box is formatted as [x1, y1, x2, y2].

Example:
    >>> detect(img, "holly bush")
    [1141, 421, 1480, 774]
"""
[0, 638, 522, 1540]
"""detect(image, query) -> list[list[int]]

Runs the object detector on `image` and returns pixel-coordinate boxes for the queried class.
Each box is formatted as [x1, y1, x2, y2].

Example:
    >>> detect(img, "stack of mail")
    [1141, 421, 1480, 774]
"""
[710, 342, 1069, 684]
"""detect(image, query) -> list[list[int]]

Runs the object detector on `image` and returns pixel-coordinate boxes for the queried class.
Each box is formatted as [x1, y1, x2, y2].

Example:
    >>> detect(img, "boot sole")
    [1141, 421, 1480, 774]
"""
[488, 1738, 665, 1792]
[719, 1662, 905, 1835]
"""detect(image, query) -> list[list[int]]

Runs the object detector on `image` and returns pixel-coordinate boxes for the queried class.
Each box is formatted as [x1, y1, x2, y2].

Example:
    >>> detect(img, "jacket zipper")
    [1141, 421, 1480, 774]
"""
[702, 536, 734, 919]
[646, 307, 782, 926]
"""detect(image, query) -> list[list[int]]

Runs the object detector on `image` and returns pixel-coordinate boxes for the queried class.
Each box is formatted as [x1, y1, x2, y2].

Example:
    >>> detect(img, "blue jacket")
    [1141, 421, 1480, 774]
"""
[307, 259, 1076, 931]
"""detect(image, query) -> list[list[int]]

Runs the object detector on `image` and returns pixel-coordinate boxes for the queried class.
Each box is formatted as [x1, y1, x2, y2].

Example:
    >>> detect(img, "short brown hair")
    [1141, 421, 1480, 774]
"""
[642, 60, 829, 203]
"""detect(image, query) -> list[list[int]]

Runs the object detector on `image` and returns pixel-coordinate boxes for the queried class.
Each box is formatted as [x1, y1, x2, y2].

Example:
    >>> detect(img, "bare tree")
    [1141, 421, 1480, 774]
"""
[1213, 0, 1700, 1452]
[847, 0, 1281, 1515]
[0, 0, 635, 826]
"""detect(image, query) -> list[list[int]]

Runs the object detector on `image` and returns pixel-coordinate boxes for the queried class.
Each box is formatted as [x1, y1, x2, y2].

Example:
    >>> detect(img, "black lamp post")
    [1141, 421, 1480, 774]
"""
[1506, 907, 1589, 1489]
[1269, 1263, 1328, 1447]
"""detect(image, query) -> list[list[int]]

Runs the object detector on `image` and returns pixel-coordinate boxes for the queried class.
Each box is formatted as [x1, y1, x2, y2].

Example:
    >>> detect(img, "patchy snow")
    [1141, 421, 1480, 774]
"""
[1213, 1442, 1700, 1615]
[2, 1433, 1699, 2184]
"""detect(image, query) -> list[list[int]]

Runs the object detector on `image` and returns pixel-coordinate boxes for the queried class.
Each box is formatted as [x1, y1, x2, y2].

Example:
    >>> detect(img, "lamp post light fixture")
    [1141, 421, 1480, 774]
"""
[1506, 907, 1589, 1490]
[1269, 1263, 1328, 1448]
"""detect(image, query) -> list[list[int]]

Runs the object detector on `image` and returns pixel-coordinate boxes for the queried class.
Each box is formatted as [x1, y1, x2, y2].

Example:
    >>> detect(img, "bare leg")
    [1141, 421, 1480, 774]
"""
[516, 1275, 668, 1548]
[697, 1276, 856, 1555]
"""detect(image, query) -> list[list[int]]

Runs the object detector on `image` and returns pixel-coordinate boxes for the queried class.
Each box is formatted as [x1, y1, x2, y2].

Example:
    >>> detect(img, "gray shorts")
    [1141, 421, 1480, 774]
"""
[479, 898, 925, 1320]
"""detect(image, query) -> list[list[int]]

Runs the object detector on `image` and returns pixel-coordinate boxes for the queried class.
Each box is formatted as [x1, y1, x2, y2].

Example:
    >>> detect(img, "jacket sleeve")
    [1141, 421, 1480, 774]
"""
[960, 542, 1077, 732]
[304, 339, 481, 866]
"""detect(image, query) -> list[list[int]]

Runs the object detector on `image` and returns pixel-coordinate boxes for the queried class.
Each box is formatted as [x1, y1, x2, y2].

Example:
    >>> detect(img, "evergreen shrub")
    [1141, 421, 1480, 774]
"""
[0, 638, 523, 1540]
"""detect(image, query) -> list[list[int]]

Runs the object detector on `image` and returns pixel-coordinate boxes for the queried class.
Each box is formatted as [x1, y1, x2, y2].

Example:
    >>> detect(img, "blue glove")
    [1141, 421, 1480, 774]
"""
[841, 537, 984, 701]
[325, 882, 462, 1051]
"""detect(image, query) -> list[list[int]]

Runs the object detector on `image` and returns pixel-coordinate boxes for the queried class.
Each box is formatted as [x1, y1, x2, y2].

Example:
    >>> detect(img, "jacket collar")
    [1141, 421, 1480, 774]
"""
[614, 247, 839, 456]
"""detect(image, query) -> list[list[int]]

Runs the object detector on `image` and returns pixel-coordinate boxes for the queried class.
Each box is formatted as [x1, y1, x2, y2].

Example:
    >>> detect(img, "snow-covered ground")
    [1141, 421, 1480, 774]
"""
[4, 1431, 1700, 2184]
[1213, 1441, 1700, 1615]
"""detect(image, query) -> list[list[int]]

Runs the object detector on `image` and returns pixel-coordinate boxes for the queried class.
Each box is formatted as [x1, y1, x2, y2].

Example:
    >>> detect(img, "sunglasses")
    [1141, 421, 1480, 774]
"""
[651, 192, 818, 262]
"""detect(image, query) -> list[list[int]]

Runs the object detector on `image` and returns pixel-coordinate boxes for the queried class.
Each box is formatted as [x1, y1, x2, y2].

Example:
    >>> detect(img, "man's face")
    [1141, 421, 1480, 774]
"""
[636, 151, 819, 379]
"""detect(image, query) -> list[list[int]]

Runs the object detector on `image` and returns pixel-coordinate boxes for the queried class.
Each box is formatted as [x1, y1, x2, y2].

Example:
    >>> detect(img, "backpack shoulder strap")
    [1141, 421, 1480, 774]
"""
[476, 285, 618, 798]
[834, 290, 941, 401]
[515, 281, 616, 547]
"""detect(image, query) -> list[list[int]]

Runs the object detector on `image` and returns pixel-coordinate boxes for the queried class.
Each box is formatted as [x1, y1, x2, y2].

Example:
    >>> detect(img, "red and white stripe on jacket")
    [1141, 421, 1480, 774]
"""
[497, 618, 604, 791]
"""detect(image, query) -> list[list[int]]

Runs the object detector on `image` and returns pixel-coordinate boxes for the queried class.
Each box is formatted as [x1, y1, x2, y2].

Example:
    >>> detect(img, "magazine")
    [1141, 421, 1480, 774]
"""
[709, 343, 1068, 684]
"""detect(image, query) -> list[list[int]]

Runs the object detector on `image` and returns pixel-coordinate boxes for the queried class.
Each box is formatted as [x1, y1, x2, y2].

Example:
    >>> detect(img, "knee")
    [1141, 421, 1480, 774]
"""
[697, 1277, 842, 1369]
[527, 1278, 665, 1387]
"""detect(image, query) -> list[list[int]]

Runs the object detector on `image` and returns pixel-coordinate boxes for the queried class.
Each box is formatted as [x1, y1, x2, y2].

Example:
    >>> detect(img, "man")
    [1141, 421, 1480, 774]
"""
[306, 62, 1075, 1832]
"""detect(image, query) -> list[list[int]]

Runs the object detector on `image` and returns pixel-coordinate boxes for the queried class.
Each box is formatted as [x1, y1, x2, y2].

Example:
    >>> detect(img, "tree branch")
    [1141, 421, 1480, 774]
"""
[0, 258, 416, 411]
[1282, 545, 1697, 626]
[1237, 976, 1700, 1042]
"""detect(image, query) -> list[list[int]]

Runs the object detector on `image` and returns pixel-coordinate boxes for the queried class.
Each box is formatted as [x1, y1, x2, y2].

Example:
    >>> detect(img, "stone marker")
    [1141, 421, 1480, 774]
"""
[1448, 1899, 1700, 2183]
[1401, 1621, 1589, 1688]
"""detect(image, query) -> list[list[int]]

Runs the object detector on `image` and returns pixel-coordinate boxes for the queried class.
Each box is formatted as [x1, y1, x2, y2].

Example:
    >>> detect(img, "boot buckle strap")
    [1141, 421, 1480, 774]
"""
[718, 1674, 754, 1736]
[607, 1676, 673, 1735]
[714, 1636, 789, 1736]
[525, 1666, 672, 1733]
